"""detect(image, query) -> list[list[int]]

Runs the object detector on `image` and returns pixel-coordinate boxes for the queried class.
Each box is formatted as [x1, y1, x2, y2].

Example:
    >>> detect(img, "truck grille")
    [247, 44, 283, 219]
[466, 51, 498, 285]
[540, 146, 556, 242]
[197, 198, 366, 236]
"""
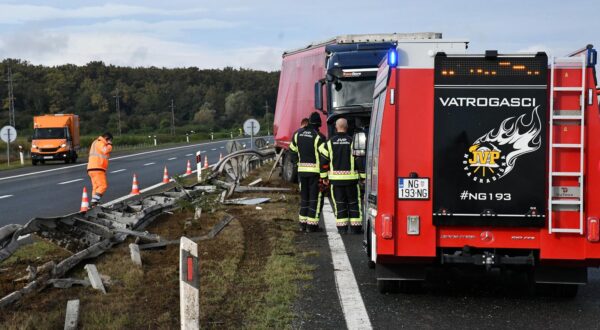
[40, 148, 59, 152]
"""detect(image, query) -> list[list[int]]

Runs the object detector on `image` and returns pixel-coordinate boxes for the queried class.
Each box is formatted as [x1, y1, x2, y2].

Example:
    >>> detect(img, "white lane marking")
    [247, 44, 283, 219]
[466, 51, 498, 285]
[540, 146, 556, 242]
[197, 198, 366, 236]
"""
[220, 146, 224, 149]
[323, 200, 372, 330]
[102, 164, 215, 207]
[185, 154, 193, 157]
[168, 157, 177, 161]
[0, 137, 256, 182]
[143, 162, 155, 166]
[211, 148, 217, 151]
[110, 169, 126, 173]
[0, 194, 13, 199]
[58, 178, 83, 185]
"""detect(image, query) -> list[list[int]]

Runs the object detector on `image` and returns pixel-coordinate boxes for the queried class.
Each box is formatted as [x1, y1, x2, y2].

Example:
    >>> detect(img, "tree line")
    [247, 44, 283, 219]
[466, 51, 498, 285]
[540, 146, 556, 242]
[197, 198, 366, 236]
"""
[0, 59, 280, 136]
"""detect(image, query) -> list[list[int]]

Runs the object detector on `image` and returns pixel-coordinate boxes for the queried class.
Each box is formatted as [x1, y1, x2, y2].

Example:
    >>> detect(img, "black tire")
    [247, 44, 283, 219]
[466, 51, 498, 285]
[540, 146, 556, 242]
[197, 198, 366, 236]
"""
[399, 280, 424, 294]
[535, 283, 579, 298]
[377, 279, 399, 294]
[282, 153, 298, 183]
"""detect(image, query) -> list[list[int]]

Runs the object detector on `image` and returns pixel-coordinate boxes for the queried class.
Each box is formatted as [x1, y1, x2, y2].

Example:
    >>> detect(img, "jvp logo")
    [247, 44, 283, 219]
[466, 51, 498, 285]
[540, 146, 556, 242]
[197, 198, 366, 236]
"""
[464, 143, 506, 183]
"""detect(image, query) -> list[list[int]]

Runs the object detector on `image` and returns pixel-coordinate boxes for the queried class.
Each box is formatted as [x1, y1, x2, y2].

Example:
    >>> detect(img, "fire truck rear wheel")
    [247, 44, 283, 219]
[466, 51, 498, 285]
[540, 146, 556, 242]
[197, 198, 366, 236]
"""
[377, 279, 399, 294]
[399, 280, 423, 294]
[535, 283, 579, 298]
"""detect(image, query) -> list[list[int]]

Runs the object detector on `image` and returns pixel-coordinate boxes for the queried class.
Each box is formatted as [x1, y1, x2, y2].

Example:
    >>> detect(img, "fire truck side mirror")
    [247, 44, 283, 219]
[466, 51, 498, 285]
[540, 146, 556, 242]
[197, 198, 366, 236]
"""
[314, 81, 323, 111]
[352, 131, 367, 157]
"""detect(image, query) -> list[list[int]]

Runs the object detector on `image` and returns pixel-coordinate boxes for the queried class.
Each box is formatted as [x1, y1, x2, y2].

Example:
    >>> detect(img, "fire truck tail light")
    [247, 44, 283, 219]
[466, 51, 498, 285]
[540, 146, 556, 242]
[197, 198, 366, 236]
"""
[587, 217, 599, 242]
[381, 214, 393, 239]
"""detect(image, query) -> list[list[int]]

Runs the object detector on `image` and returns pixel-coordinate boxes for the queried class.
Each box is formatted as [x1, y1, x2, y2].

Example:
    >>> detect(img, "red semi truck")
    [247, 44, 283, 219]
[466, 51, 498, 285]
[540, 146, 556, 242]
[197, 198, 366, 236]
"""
[273, 33, 460, 182]
[361, 44, 599, 296]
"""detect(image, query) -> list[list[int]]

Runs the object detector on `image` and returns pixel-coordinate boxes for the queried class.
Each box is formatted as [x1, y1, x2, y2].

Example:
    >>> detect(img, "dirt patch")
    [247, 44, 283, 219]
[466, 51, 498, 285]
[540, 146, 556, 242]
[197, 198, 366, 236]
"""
[0, 163, 315, 329]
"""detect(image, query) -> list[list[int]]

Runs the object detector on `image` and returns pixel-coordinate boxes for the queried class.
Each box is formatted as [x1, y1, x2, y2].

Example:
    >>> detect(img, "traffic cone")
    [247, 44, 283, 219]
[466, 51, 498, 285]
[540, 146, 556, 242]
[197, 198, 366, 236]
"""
[163, 166, 170, 183]
[130, 173, 140, 195]
[203, 156, 209, 169]
[185, 160, 192, 175]
[219, 153, 223, 161]
[80, 187, 89, 212]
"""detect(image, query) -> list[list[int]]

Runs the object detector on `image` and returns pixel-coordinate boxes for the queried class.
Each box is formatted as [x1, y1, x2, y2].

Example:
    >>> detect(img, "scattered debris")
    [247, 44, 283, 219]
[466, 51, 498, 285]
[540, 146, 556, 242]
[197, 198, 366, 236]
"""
[129, 243, 143, 267]
[194, 207, 202, 221]
[84, 264, 106, 294]
[223, 197, 271, 206]
[64, 299, 80, 330]
[234, 186, 291, 193]
[248, 178, 263, 186]
[14, 265, 36, 283]
[266, 149, 285, 182]
[48, 278, 90, 289]
[256, 206, 263, 210]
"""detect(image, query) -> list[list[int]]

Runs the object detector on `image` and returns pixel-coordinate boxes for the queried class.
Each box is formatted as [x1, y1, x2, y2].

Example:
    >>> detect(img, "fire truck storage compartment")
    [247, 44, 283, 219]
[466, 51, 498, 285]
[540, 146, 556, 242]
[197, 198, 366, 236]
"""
[432, 52, 548, 227]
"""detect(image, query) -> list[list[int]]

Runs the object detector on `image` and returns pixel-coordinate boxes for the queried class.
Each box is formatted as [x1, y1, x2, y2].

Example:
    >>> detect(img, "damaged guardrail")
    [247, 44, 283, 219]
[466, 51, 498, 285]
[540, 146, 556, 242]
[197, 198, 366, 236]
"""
[0, 147, 280, 309]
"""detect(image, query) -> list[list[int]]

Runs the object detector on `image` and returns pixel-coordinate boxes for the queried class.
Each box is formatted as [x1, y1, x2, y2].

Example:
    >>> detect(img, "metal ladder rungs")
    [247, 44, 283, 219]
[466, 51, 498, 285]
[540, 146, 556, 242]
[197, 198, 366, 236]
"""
[554, 87, 584, 92]
[552, 172, 582, 176]
[553, 114, 583, 120]
[551, 228, 583, 234]
[551, 200, 582, 205]
[552, 143, 582, 148]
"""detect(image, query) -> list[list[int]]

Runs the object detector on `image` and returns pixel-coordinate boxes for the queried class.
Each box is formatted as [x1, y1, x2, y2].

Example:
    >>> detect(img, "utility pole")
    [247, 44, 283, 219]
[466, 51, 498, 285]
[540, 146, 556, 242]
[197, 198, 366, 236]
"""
[5, 67, 16, 128]
[113, 88, 121, 136]
[170, 99, 175, 136]
[264, 101, 270, 136]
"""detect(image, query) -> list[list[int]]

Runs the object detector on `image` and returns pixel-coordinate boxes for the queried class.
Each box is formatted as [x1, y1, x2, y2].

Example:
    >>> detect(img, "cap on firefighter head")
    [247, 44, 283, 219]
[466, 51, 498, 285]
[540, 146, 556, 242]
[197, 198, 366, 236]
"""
[309, 112, 322, 126]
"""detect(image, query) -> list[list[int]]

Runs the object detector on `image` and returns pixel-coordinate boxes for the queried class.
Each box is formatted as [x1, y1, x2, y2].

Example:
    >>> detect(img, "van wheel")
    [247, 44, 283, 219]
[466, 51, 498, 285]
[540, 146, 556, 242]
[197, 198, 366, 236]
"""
[282, 153, 298, 183]
[377, 280, 399, 294]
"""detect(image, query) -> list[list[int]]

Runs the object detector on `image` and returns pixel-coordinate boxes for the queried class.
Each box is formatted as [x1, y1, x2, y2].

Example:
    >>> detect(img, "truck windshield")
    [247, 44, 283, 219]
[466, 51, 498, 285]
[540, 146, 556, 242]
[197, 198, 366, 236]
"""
[331, 79, 375, 109]
[33, 128, 66, 139]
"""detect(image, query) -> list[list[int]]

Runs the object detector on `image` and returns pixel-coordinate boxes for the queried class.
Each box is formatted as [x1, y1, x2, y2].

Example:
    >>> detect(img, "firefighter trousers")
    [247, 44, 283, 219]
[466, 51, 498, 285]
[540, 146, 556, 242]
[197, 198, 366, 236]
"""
[298, 173, 322, 226]
[88, 170, 108, 203]
[330, 182, 362, 227]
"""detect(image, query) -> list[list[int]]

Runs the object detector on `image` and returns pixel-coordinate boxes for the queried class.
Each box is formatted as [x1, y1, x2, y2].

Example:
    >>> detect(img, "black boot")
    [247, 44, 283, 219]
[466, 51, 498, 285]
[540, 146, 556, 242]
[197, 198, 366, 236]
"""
[307, 224, 321, 233]
[337, 225, 348, 234]
[299, 223, 307, 232]
[350, 225, 363, 234]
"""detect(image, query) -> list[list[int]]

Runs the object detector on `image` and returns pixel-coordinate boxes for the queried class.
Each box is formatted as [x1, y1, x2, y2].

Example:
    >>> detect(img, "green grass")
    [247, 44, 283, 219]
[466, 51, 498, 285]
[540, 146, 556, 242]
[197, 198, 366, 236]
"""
[2, 238, 69, 266]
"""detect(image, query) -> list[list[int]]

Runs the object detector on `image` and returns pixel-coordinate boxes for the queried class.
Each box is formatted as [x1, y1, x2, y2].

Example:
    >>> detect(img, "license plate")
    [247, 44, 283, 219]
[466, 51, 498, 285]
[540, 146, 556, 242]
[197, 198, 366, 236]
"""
[44, 156, 53, 160]
[398, 178, 429, 200]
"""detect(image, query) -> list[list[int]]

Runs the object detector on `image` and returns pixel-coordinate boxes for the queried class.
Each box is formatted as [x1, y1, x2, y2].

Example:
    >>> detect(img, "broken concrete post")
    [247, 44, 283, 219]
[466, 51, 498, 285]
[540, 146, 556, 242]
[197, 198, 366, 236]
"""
[248, 178, 263, 187]
[49, 278, 90, 289]
[84, 264, 106, 294]
[64, 299, 80, 330]
[194, 207, 202, 221]
[129, 243, 142, 267]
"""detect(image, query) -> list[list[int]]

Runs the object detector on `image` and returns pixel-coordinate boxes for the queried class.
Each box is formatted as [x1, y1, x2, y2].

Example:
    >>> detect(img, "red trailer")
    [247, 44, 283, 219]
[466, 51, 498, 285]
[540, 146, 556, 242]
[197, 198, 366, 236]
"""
[362, 44, 600, 296]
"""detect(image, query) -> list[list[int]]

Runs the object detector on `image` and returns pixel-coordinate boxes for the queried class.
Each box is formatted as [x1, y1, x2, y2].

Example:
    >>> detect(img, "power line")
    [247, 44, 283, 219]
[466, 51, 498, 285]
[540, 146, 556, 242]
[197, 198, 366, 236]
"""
[113, 87, 121, 136]
[5, 67, 16, 128]
[169, 99, 175, 136]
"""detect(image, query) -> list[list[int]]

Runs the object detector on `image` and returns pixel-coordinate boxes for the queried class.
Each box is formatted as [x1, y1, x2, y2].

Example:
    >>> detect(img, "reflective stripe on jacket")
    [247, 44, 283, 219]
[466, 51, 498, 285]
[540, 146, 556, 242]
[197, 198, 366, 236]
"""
[289, 127, 327, 177]
[319, 133, 362, 181]
[87, 136, 112, 171]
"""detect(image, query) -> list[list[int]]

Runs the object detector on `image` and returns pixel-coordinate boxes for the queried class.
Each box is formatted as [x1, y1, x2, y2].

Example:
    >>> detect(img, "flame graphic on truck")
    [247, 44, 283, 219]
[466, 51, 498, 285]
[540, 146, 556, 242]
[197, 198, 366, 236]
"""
[464, 106, 542, 183]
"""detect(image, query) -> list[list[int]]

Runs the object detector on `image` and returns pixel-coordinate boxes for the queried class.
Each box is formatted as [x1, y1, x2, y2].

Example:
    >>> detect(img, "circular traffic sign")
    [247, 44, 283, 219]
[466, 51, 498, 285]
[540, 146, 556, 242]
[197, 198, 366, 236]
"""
[243, 119, 260, 136]
[0, 125, 17, 143]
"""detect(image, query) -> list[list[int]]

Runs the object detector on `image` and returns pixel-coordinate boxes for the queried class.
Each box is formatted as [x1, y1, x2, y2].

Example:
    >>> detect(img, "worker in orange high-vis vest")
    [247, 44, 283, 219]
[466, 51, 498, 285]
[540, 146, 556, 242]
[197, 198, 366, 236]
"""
[87, 132, 113, 207]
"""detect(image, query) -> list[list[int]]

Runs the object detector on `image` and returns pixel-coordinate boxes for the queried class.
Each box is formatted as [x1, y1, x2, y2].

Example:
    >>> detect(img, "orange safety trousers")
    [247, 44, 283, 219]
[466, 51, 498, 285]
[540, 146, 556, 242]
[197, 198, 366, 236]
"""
[88, 170, 108, 200]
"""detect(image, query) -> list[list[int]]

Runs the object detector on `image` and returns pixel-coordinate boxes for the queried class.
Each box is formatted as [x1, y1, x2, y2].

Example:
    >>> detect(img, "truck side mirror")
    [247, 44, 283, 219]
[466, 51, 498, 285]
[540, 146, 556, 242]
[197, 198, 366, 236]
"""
[314, 81, 323, 111]
[352, 131, 367, 157]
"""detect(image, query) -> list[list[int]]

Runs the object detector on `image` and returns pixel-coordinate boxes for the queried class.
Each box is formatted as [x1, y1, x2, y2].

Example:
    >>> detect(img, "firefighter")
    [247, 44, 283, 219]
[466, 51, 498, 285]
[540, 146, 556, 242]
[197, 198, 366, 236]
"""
[319, 118, 365, 234]
[290, 112, 327, 232]
[300, 117, 309, 128]
[87, 132, 113, 207]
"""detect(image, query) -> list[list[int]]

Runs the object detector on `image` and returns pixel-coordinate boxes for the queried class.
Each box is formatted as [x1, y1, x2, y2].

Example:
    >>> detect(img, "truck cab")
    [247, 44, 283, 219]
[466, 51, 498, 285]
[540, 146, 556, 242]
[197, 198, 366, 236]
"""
[31, 114, 80, 165]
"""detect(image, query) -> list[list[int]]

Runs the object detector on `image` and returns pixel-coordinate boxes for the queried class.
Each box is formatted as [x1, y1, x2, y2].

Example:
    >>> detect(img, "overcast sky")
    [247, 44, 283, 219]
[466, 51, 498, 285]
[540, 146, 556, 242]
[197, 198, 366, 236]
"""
[0, 0, 597, 71]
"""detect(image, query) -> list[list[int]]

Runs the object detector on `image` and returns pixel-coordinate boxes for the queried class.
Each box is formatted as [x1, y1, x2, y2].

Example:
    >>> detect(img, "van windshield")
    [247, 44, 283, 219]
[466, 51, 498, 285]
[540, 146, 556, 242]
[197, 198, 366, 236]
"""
[331, 78, 376, 109]
[33, 128, 66, 139]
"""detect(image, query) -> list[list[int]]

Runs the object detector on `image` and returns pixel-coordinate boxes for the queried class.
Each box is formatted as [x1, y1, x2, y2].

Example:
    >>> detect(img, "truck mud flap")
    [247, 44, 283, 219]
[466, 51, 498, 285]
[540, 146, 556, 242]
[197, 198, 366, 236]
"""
[376, 263, 427, 281]
[534, 266, 587, 285]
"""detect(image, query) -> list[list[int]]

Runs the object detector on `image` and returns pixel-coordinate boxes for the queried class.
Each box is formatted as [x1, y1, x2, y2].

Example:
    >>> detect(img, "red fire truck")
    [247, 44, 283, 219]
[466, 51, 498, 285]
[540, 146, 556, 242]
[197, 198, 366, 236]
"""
[361, 44, 599, 296]
[273, 33, 455, 182]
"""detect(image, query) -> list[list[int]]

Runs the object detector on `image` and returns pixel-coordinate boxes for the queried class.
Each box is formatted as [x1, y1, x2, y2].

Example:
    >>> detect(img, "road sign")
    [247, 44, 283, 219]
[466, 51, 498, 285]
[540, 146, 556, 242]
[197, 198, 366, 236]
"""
[243, 119, 260, 136]
[0, 125, 17, 143]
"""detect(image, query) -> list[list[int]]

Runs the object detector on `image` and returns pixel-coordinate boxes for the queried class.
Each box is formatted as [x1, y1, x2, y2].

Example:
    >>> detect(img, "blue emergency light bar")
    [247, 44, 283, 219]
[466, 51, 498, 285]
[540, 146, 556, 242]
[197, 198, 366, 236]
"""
[388, 48, 398, 67]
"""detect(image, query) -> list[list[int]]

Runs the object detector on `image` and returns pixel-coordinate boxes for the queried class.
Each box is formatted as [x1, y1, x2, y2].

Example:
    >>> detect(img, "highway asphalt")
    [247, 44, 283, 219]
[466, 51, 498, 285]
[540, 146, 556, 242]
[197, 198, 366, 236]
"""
[0, 137, 269, 226]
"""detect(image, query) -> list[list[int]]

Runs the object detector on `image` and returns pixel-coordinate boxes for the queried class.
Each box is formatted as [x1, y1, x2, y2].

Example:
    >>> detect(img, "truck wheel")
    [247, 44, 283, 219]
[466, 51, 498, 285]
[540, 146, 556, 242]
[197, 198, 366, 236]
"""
[282, 153, 298, 183]
[399, 280, 424, 294]
[535, 283, 579, 298]
[377, 279, 399, 294]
